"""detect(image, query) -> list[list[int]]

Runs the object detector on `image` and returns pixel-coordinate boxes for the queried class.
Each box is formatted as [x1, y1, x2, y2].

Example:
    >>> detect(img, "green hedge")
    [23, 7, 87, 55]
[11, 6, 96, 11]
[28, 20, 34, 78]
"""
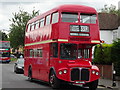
[93, 39, 120, 76]
[111, 39, 120, 76]
[93, 44, 113, 65]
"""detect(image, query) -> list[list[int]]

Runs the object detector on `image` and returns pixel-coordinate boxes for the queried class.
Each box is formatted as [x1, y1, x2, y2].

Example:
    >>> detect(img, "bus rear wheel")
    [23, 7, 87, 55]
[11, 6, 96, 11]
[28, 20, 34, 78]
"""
[49, 71, 60, 89]
[28, 67, 33, 82]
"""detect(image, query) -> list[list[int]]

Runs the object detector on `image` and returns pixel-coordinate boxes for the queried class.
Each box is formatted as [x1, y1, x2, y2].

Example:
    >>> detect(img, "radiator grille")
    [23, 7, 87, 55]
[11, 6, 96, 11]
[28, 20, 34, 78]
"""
[71, 68, 89, 81]
[81, 68, 89, 81]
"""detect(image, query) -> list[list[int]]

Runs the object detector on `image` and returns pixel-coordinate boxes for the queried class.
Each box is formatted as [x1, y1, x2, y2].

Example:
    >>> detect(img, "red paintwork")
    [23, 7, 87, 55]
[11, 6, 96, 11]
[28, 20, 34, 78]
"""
[24, 5, 100, 85]
[0, 41, 10, 62]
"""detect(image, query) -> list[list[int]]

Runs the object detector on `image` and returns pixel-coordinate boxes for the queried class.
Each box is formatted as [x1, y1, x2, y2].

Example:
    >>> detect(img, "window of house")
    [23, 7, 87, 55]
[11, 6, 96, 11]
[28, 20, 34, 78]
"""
[52, 12, 59, 24]
[45, 15, 51, 25]
[113, 31, 118, 41]
[40, 18, 45, 28]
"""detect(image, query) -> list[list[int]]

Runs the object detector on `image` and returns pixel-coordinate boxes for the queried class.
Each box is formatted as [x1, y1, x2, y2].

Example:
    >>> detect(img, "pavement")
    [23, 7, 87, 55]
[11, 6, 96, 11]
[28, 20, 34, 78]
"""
[99, 78, 120, 90]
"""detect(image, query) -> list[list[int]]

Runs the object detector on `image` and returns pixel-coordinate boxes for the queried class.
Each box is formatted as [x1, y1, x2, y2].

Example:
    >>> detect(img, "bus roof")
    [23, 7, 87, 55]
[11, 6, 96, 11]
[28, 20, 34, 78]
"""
[28, 4, 97, 24]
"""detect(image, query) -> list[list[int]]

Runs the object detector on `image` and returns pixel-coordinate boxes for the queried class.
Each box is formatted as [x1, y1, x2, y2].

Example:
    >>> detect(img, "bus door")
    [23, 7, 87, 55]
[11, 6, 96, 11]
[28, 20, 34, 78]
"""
[49, 43, 58, 67]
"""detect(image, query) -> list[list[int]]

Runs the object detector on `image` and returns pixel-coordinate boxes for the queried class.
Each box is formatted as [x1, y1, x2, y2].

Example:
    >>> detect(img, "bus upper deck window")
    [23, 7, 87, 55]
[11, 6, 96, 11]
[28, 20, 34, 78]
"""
[35, 20, 40, 29]
[80, 14, 97, 24]
[46, 14, 51, 25]
[27, 24, 31, 32]
[40, 18, 45, 28]
[61, 12, 78, 23]
[31, 23, 35, 31]
[52, 12, 59, 24]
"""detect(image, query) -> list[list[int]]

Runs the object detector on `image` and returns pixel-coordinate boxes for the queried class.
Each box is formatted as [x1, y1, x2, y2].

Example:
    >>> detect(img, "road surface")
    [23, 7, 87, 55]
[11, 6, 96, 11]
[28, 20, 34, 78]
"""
[1, 61, 107, 90]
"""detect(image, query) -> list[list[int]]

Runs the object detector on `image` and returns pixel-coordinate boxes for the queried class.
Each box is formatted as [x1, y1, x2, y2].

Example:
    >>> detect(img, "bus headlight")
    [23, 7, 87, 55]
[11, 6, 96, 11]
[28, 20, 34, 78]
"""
[59, 71, 62, 75]
[63, 70, 67, 74]
[96, 72, 99, 75]
[92, 70, 95, 74]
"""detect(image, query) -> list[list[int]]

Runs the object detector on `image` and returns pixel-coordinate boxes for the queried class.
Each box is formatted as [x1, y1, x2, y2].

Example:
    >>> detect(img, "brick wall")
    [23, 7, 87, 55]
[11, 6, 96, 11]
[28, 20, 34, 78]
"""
[96, 64, 113, 79]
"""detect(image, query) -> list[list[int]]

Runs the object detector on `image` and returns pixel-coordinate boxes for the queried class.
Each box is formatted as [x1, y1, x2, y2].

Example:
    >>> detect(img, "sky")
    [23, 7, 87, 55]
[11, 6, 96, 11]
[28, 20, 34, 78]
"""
[0, 0, 120, 34]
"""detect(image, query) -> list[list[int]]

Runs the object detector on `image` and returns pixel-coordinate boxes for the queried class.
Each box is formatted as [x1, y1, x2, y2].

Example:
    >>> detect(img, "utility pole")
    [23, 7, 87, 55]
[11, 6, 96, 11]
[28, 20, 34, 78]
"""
[112, 63, 116, 87]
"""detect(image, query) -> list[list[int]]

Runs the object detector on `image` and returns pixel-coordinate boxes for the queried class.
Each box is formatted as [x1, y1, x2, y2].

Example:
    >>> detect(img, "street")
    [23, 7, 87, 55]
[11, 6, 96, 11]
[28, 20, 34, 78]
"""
[1, 62, 108, 90]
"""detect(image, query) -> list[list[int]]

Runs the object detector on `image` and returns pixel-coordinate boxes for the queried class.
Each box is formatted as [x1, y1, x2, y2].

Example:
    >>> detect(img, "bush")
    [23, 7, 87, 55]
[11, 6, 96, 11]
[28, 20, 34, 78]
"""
[93, 39, 120, 76]
[93, 44, 113, 65]
[111, 39, 120, 76]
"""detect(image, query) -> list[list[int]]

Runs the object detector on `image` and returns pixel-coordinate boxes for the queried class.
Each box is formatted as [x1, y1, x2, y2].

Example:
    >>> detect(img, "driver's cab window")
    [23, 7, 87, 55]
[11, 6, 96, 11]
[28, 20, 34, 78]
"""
[60, 43, 77, 60]
[78, 49, 82, 59]
[78, 48, 90, 59]
[78, 45, 91, 59]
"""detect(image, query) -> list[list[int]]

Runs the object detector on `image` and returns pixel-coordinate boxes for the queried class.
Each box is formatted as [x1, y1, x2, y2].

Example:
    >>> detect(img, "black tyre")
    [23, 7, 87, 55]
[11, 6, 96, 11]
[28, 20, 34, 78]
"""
[14, 65, 17, 73]
[88, 79, 98, 90]
[49, 71, 60, 89]
[28, 67, 33, 82]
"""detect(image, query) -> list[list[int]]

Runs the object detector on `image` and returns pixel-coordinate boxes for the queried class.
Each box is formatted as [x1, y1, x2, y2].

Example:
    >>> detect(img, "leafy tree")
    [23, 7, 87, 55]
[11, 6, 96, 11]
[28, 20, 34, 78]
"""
[101, 4, 120, 27]
[0, 30, 8, 41]
[9, 9, 39, 48]
[100, 4, 120, 15]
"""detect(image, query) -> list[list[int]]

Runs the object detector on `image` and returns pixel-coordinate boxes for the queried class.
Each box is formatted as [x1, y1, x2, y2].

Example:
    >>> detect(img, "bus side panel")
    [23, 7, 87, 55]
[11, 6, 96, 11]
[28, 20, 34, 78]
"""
[36, 44, 50, 82]
[42, 44, 50, 81]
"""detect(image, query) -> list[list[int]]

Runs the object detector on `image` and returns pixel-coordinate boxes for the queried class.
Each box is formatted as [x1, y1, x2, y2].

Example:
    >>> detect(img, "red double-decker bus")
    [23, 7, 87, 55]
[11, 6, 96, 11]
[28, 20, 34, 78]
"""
[24, 5, 100, 89]
[0, 41, 11, 63]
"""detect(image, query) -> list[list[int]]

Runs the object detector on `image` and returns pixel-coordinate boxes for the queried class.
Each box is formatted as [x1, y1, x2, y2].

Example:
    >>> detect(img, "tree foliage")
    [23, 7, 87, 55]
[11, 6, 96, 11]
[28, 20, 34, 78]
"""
[100, 4, 120, 15]
[9, 10, 39, 48]
[0, 30, 8, 41]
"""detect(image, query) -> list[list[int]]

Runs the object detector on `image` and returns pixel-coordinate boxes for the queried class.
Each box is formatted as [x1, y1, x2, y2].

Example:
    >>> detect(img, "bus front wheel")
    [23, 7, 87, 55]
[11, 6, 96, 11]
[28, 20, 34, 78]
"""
[88, 79, 98, 90]
[49, 71, 60, 89]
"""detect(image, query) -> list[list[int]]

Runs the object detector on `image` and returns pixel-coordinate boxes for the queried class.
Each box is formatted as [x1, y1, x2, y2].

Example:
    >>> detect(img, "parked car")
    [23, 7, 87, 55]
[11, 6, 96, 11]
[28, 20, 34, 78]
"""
[10, 54, 16, 58]
[14, 56, 24, 74]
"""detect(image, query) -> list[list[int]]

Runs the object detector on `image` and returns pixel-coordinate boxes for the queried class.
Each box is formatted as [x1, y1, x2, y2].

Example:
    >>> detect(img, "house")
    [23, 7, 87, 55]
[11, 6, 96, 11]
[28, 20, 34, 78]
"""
[98, 13, 120, 44]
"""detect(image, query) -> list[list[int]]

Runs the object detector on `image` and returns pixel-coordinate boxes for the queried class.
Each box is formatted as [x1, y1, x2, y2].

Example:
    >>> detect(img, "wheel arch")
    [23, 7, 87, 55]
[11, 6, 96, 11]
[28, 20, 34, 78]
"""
[49, 67, 56, 78]
[28, 64, 32, 75]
